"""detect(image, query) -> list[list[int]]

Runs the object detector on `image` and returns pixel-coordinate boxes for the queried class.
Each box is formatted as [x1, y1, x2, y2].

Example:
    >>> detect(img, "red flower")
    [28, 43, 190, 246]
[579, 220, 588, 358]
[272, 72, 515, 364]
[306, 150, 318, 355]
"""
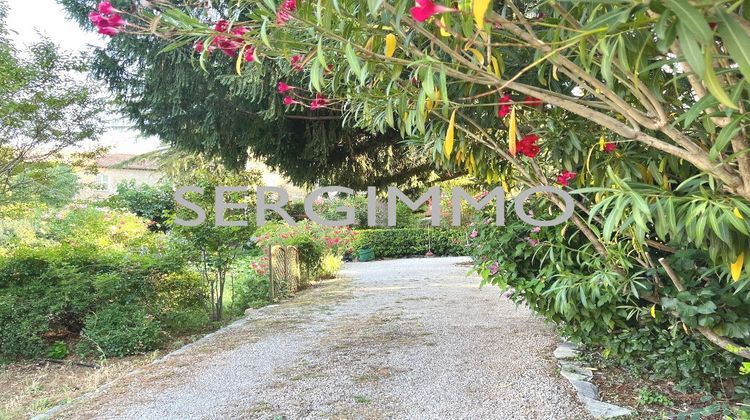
[310, 93, 327, 110]
[276, 0, 297, 25]
[278, 82, 292, 93]
[524, 96, 543, 107]
[231, 26, 248, 36]
[88, 11, 103, 25]
[603, 143, 617, 153]
[557, 170, 577, 187]
[214, 37, 241, 57]
[409, 0, 455, 22]
[497, 94, 512, 118]
[89, 2, 125, 37]
[97, 26, 120, 36]
[283, 96, 298, 106]
[244, 45, 256, 62]
[517, 134, 540, 158]
[215, 19, 230, 32]
[98, 0, 114, 14]
[290, 55, 304, 71]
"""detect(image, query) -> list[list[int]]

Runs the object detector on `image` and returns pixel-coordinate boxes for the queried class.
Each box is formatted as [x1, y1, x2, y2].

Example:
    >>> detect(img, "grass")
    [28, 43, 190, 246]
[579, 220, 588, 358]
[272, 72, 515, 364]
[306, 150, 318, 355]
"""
[353, 395, 372, 404]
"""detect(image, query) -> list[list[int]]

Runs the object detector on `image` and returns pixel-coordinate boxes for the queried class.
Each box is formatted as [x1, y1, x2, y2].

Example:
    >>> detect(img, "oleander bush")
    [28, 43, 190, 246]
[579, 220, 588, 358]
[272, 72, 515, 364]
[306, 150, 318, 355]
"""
[470, 199, 750, 399]
[354, 228, 467, 259]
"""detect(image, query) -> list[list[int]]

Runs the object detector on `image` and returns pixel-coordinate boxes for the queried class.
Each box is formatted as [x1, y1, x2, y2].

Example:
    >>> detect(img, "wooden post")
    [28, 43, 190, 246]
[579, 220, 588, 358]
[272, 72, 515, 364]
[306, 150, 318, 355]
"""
[268, 244, 275, 302]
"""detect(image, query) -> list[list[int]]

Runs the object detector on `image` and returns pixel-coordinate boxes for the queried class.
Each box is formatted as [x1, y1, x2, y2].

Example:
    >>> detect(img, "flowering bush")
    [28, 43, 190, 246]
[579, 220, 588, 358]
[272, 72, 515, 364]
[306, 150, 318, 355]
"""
[255, 221, 356, 258]
[469, 199, 750, 398]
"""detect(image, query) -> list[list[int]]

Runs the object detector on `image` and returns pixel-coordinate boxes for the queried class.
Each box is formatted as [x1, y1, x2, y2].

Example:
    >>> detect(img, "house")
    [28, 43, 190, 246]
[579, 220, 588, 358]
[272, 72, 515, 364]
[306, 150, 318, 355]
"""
[76, 154, 162, 200]
[76, 153, 308, 201]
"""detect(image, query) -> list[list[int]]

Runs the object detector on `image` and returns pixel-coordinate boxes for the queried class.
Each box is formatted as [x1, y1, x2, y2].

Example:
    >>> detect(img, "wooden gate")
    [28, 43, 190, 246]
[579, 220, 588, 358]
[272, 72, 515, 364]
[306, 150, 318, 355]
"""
[266, 245, 302, 301]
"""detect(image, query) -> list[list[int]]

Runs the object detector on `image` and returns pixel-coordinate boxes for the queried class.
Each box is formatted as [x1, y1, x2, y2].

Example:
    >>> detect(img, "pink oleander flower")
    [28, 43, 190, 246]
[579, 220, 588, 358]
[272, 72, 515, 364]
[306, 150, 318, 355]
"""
[244, 45, 256, 62]
[409, 0, 455, 22]
[283, 96, 297, 106]
[97, 26, 120, 36]
[231, 26, 248, 36]
[215, 19, 230, 32]
[98, 0, 114, 14]
[88, 11, 103, 25]
[489, 262, 499, 275]
[277, 82, 292, 93]
[531, 226, 541, 233]
[470, 229, 478, 238]
[310, 93, 328, 110]
[89, 1, 125, 37]
[557, 170, 577, 187]
[276, 0, 297, 25]
[497, 94, 512, 118]
[290, 55, 304, 71]
[603, 143, 617, 153]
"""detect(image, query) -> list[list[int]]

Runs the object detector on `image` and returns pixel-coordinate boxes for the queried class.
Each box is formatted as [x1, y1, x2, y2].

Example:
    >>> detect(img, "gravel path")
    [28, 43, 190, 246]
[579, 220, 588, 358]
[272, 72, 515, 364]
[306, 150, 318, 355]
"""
[49, 257, 589, 419]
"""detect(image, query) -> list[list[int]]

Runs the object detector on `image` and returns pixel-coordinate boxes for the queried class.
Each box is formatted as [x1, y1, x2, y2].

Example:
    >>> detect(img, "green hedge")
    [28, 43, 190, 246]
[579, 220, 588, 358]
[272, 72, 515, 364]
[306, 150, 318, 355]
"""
[0, 244, 207, 360]
[353, 228, 468, 259]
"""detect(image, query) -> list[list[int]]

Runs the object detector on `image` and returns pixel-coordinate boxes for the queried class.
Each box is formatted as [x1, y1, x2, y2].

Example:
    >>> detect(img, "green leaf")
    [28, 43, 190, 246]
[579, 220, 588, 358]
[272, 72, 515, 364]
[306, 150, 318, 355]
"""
[716, 10, 750, 82]
[423, 67, 435, 100]
[317, 38, 327, 68]
[666, 0, 713, 43]
[344, 43, 364, 84]
[260, 19, 272, 49]
[439, 70, 449, 113]
[676, 23, 704, 76]
[710, 117, 742, 160]
[703, 48, 739, 110]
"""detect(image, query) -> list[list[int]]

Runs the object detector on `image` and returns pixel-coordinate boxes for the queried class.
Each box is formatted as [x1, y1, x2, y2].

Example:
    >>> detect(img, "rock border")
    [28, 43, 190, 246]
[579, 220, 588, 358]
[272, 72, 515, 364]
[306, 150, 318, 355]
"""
[553, 342, 634, 419]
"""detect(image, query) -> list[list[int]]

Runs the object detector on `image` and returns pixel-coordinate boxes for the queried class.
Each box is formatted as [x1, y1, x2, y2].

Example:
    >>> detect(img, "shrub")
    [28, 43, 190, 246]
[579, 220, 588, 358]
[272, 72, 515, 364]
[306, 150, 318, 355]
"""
[231, 256, 271, 311]
[78, 304, 161, 358]
[255, 221, 356, 271]
[102, 181, 174, 232]
[353, 228, 467, 259]
[469, 200, 750, 398]
[0, 230, 205, 358]
[320, 254, 343, 278]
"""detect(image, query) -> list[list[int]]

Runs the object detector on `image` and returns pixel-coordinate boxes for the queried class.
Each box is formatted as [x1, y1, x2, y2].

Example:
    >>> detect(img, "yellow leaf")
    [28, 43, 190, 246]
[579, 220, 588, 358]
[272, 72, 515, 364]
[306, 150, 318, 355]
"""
[466, 47, 484, 65]
[552, 64, 559, 81]
[650, 304, 656, 318]
[508, 105, 517, 156]
[731, 253, 745, 281]
[734, 207, 744, 220]
[598, 134, 606, 151]
[490, 56, 501, 77]
[426, 89, 440, 112]
[384, 33, 396, 58]
[236, 45, 247, 75]
[444, 109, 456, 158]
[439, 17, 450, 37]
[472, 0, 491, 29]
[365, 36, 374, 52]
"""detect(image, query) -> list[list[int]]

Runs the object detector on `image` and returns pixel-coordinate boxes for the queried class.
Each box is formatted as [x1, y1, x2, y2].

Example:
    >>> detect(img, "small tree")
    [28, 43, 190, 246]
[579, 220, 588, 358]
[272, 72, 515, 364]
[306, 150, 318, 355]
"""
[0, 1, 104, 194]
[168, 155, 260, 321]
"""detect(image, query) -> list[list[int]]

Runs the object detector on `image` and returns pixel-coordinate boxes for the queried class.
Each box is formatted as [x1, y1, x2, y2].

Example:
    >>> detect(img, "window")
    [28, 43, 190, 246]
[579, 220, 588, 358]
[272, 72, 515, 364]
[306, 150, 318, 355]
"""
[94, 173, 110, 191]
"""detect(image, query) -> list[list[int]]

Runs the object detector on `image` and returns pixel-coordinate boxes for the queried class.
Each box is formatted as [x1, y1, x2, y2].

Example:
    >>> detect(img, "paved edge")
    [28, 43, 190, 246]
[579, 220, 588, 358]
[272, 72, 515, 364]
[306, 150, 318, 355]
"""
[552, 342, 634, 419]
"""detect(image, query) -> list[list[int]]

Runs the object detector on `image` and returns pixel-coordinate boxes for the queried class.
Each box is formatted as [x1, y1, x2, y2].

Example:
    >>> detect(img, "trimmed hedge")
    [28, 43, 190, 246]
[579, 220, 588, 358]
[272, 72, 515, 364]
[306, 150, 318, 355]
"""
[353, 228, 468, 259]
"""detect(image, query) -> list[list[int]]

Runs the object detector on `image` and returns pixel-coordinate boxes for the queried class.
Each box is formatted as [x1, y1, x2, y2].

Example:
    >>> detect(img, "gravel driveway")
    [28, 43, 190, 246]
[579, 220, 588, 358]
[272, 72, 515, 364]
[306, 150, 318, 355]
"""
[46, 257, 589, 419]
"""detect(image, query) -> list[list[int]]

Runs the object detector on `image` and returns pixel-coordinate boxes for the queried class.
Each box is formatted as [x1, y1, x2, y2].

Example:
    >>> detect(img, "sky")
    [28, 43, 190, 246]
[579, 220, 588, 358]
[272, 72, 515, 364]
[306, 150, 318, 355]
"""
[6, 0, 162, 155]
